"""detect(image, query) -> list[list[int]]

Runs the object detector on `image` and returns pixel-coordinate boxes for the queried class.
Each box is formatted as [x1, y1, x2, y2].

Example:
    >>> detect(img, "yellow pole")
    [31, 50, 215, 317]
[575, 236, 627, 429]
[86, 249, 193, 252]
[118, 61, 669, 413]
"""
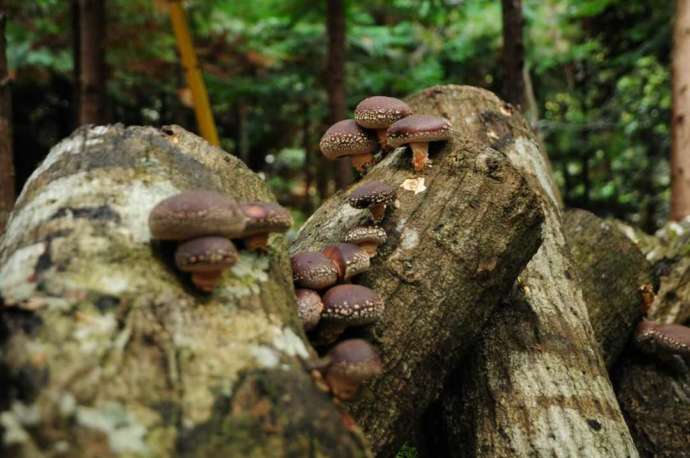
[167, 1, 220, 146]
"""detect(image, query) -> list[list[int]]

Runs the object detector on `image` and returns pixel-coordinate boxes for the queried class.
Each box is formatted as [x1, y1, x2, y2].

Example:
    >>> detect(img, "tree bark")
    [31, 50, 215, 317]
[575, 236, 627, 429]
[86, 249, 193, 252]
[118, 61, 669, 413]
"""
[563, 209, 651, 368]
[292, 85, 545, 457]
[326, 0, 354, 190]
[614, 341, 690, 457]
[671, 0, 690, 221]
[77, 0, 107, 125]
[501, 0, 526, 110]
[426, 86, 639, 457]
[0, 11, 14, 233]
[0, 125, 370, 457]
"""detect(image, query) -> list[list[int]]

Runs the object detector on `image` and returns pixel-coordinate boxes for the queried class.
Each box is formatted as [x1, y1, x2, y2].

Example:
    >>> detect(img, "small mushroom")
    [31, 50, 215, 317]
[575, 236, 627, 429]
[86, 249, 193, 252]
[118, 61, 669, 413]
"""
[386, 114, 452, 172]
[291, 251, 339, 290]
[175, 237, 239, 292]
[347, 180, 396, 223]
[321, 243, 370, 281]
[635, 319, 690, 356]
[317, 284, 384, 344]
[344, 226, 387, 257]
[240, 202, 293, 251]
[354, 96, 412, 148]
[295, 289, 324, 332]
[319, 119, 378, 173]
[323, 339, 383, 401]
[149, 190, 247, 241]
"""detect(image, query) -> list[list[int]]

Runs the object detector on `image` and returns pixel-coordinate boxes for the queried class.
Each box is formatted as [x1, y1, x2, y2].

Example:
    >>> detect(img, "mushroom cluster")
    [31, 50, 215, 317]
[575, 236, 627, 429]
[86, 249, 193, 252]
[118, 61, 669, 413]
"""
[320, 95, 452, 174]
[149, 190, 292, 292]
[290, 181, 400, 401]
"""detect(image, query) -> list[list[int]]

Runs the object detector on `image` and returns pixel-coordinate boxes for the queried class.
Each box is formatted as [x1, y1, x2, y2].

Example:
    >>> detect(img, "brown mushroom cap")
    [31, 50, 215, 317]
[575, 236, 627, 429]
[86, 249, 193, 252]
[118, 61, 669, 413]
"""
[322, 284, 384, 326]
[240, 202, 293, 236]
[291, 251, 339, 290]
[386, 114, 452, 148]
[344, 226, 387, 246]
[319, 120, 378, 160]
[295, 289, 324, 332]
[174, 237, 239, 272]
[149, 190, 247, 241]
[354, 96, 412, 130]
[347, 181, 396, 209]
[321, 243, 370, 281]
[325, 339, 383, 400]
[635, 319, 690, 356]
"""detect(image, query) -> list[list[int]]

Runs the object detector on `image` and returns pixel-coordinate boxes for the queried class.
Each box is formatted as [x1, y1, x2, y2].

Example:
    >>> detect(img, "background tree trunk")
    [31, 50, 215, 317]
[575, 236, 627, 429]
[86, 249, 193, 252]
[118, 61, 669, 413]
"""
[77, 0, 107, 125]
[420, 87, 639, 458]
[0, 125, 369, 457]
[326, 0, 353, 189]
[0, 10, 14, 233]
[501, 0, 526, 110]
[293, 85, 545, 457]
[671, 0, 690, 221]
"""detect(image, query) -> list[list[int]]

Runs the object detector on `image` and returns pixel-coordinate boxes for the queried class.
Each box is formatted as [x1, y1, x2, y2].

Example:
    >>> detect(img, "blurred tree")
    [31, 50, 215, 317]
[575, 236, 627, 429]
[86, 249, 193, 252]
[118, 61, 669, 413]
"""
[501, 0, 525, 109]
[76, 0, 106, 125]
[671, 0, 690, 221]
[0, 5, 13, 232]
[326, 0, 353, 189]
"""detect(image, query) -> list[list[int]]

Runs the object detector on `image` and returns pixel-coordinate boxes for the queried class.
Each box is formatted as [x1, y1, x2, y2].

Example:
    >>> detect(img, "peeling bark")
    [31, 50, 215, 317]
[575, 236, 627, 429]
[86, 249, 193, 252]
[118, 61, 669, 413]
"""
[425, 86, 639, 457]
[292, 86, 545, 457]
[563, 209, 652, 368]
[0, 125, 369, 457]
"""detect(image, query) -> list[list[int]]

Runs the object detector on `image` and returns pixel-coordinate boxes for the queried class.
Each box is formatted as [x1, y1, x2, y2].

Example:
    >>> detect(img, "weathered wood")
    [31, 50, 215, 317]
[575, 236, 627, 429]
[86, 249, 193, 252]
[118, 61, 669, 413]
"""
[292, 86, 544, 457]
[614, 349, 690, 458]
[563, 209, 652, 367]
[0, 125, 369, 457]
[426, 86, 639, 457]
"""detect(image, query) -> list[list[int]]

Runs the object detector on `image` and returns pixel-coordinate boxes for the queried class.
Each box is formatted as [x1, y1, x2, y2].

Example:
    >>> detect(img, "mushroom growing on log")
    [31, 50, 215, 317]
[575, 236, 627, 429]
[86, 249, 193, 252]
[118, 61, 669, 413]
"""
[174, 236, 239, 292]
[354, 96, 412, 149]
[323, 339, 384, 401]
[386, 114, 452, 172]
[239, 201, 292, 251]
[292, 85, 545, 457]
[0, 125, 370, 457]
[347, 180, 396, 224]
[320, 119, 379, 173]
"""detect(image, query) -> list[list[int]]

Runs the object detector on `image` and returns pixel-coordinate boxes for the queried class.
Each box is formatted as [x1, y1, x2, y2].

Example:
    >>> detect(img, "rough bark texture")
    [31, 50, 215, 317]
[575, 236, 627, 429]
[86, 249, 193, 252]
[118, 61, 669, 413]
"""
[0, 125, 370, 457]
[326, 0, 353, 189]
[614, 347, 690, 457]
[0, 12, 13, 233]
[431, 86, 639, 457]
[671, 0, 690, 221]
[563, 209, 651, 368]
[77, 0, 107, 125]
[501, 0, 526, 109]
[292, 85, 545, 457]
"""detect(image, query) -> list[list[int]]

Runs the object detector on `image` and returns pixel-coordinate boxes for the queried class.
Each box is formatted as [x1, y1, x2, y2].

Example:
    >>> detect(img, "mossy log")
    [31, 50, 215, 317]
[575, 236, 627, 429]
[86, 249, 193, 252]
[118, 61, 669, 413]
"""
[0, 125, 370, 457]
[291, 86, 544, 456]
[423, 86, 639, 457]
[563, 209, 652, 368]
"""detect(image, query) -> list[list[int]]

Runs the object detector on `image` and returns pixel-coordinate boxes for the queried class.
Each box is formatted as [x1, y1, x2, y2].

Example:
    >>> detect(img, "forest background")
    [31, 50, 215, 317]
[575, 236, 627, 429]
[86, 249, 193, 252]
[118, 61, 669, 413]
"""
[4, 0, 673, 233]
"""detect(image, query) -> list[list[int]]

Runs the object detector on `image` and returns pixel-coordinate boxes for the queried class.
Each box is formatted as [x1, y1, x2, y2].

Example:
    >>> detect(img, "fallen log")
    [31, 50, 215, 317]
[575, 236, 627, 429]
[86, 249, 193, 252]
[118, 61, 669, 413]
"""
[0, 125, 370, 457]
[291, 87, 544, 456]
[422, 86, 639, 457]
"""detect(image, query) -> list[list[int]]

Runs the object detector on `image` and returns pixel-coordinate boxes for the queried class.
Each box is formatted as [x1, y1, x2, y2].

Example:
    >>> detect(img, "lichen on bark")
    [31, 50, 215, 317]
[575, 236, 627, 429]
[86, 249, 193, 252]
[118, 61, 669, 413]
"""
[0, 125, 369, 457]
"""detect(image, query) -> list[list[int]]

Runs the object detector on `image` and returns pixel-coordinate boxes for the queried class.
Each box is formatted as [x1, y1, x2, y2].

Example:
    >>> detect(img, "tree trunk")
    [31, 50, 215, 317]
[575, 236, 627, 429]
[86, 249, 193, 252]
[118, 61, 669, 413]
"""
[326, 0, 354, 190]
[292, 85, 545, 457]
[77, 0, 107, 125]
[0, 125, 370, 457]
[501, 0, 526, 109]
[0, 11, 13, 233]
[671, 0, 690, 221]
[425, 87, 639, 457]
[563, 209, 651, 368]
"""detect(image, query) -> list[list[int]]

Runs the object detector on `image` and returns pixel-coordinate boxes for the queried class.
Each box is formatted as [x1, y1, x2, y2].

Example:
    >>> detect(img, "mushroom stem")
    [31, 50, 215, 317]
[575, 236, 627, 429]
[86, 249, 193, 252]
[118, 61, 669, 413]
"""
[313, 322, 347, 346]
[359, 242, 378, 257]
[375, 129, 390, 151]
[370, 203, 387, 223]
[350, 153, 375, 173]
[190, 271, 223, 292]
[410, 142, 430, 172]
[245, 233, 269, 251]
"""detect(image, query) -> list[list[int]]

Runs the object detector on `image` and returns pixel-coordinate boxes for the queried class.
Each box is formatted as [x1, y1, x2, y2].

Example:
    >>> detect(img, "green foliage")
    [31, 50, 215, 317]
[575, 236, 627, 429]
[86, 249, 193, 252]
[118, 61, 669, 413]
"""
[5, 0, 675, 230]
